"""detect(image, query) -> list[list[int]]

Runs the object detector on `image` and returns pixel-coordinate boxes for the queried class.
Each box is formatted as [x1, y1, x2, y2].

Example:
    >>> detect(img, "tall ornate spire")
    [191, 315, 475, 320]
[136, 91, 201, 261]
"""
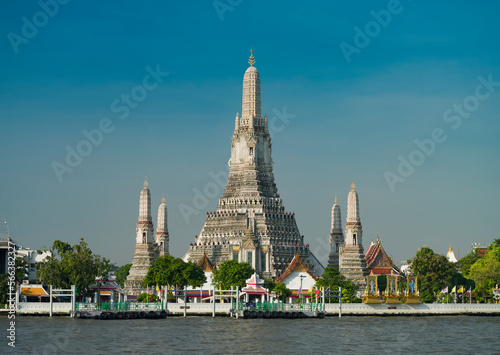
[156, 193, 169, 256]
[339, 182, 368, 284]
[139, 178, 152, 223]
[125, 180, 158, 295]
[234, 112, 239, 132]
[184, 51, 324, 280]
[347, 180, 360, 223]
[241, 49, 261, 124]
[328, 194, 344, 269]
[331, 195, 342, 232]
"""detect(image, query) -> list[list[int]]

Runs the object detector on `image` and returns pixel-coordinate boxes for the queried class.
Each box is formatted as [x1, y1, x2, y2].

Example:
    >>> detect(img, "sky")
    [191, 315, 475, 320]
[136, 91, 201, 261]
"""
[1, 0, 499, 268]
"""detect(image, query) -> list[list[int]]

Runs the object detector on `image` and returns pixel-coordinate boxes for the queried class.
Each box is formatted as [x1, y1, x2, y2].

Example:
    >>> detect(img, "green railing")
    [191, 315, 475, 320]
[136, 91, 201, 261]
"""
[76, 302, 163, 312]
[240, 301, 323, 312]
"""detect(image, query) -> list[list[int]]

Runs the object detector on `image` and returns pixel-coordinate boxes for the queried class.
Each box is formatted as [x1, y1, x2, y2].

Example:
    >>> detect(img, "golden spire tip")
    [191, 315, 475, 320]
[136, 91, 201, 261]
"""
[144, 176, 148, 187]
[162, 193, 165, 204]
[248, 48, 255, 66]
[351, 179, 355, 189]
[334, 194, 337, 204]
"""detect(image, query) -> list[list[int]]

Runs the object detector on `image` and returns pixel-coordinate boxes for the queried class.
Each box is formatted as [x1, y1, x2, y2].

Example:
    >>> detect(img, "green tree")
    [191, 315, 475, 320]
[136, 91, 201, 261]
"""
[469, 240, 500, 301]
[211, 260, 254, 290]
[273, 282, 292, 301]
[137, 292, 159, 302]
[315, 267, 360, 303]
[459, 250, 481, 277]
[262, 277, 276, 292]
[0, 257, 28, 305]
[115, 264, 131, 288]
[409, 246, 457, 303]
[142, 255, 206, 289]
[450, 272, 475, 291]
[37, 238, 111, 299]
[0, 274, 9, 305]
[12, 257, 28, 284]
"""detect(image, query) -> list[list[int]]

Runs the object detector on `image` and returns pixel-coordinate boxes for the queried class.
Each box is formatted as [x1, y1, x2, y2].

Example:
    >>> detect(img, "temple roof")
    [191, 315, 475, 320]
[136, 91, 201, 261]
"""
[197, 253, 214, 272]
[90, 279, 122, 291]
[21, 284, 49, 297]
[242, 272, 267, 294]
[276, 253, 318, 283]
[364, 235, 399, 275]
[242, 226, 258, 250]
[245, 272, 264, 286]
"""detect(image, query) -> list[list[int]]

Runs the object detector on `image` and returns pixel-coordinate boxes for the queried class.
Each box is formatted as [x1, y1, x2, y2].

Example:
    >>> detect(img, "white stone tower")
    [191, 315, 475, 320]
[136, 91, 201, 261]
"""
[125, 177, 159, 296]
[136, 177, 154, 245]
[345, 181, 361, 247]
[339, 181, 368, 285]
[328, 195, 344, 269]
[183, 50, 323, 278]
[156, 194, 169, 257]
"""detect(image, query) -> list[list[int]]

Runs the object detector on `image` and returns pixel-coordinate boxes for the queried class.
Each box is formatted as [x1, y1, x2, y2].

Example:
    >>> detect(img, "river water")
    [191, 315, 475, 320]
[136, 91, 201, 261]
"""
[3, 315, 500, 354]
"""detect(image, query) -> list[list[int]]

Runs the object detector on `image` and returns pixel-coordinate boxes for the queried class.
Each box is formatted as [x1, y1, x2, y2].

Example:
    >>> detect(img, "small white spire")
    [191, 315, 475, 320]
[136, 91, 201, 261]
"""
[235, 112, 239, 131]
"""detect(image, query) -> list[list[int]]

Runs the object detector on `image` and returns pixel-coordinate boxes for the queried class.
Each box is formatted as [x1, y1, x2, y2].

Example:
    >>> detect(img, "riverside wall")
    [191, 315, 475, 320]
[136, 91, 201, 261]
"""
[324, 303, 500, 316]
[6, 302, 500, 316]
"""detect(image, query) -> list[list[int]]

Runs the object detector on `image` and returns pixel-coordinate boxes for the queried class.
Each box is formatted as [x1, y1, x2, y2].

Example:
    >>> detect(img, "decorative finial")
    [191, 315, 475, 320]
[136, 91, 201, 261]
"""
[351, 179, 355, 189]
[236, 112, 239, 118]
[144, 176, 148, 187]
[377, 233, 380, 242]
[334, 194, 337, 204]
[248, 48, 255, 66]
[162, 193, 165, 204]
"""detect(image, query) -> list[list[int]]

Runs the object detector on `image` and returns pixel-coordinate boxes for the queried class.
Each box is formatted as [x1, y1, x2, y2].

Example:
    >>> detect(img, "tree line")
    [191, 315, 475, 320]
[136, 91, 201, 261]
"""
[4, 237, 499, 304]
[408, 239, 500, 302]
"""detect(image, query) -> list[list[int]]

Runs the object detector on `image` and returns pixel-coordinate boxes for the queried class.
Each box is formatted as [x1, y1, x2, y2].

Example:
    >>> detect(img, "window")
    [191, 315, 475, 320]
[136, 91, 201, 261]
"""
[336, 243, 339, 253]
[353, 234, 357, 246]
[143, 233, 146, 244]
[233, 253, 239, 262]
[249, 147, 254, 155]
[247, 251, 253, 266]
[261, 252, 266, 271]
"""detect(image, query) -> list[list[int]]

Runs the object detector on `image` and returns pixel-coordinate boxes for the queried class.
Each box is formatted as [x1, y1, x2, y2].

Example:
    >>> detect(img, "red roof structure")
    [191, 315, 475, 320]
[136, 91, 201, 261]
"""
[364, 235, 400, 276]
[242, 273, 268, 294]
[276, 253, 318, 283]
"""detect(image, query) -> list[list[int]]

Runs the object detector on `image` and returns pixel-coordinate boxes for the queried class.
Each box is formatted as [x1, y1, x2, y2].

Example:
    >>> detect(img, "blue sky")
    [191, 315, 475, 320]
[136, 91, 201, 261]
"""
[1, 0, 499, 267]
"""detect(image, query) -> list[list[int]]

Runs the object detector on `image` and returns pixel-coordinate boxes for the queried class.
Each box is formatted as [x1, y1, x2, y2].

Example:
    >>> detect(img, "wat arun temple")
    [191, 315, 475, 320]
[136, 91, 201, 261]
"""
[182, 50, 323, 279]
[124, 51, 373, 295]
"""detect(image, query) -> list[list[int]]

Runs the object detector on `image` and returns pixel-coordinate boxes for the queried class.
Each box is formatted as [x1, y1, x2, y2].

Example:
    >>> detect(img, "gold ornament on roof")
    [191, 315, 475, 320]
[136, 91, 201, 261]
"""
[248, 49, 255, 66]
[334, 194, 337, 204]
[351, 179, 355, 189]
[162, 193, 165, 204]
[144, 176, 148, 187]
